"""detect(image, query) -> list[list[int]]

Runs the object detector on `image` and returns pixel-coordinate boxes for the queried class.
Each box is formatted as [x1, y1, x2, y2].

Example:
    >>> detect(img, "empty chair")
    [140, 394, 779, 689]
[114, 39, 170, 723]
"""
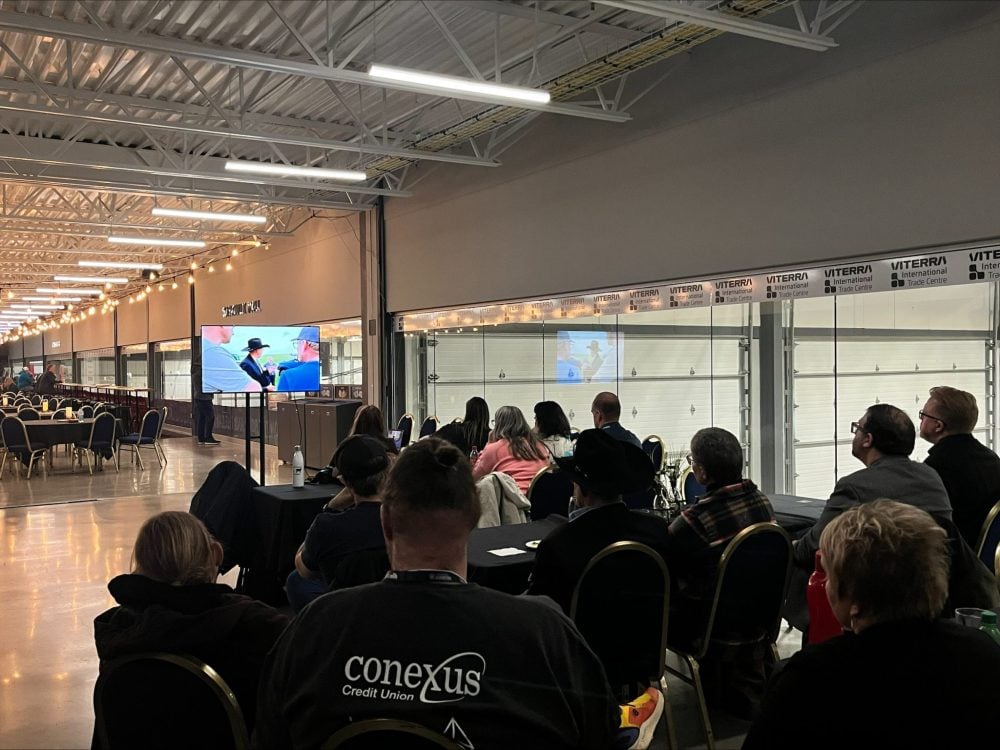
[418, 415, 439, 439]
[975, 499, 1000, 574]
[665, 523, 792, 749]
[642, 435, 667, 474]
[29, 394, 41, 405]
[17, 406, 40, 421]
[74, 412, 118, 474]
[527, 466, 574, 520]
[322, 719, 463, 750]
[117, 409, 162, 470]
[93, 652, 249, 750]
[80, 404, 94, 419]
[93, 402, 107, 415]
[396, 413, 414, 448]
[0, 416, 47, 479]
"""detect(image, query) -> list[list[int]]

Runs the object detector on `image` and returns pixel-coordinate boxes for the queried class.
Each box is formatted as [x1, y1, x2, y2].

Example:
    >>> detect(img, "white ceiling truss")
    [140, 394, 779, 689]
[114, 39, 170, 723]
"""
[0, 0, 861, 325]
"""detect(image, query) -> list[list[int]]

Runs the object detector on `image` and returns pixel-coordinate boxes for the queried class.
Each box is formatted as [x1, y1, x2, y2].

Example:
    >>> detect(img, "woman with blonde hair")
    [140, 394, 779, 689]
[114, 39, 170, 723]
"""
[94, 511, 288, 728]
[472, 405, 549, 493]
[744, 500, 1000, 748]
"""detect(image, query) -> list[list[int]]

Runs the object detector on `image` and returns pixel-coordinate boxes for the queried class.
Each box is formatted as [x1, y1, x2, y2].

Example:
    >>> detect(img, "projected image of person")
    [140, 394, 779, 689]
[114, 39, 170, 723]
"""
[239, 337, 276, 390]
[202, 325, 261, 394]
[277, 328, 321, 392]
[555, 333, 583, 384]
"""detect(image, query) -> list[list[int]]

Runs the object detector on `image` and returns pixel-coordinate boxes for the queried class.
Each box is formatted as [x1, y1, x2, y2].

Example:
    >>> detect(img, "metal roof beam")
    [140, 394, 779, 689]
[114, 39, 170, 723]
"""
[0, 9, 630, 122]
[592, 1, 838, 52]
[451, 1, 647, 42]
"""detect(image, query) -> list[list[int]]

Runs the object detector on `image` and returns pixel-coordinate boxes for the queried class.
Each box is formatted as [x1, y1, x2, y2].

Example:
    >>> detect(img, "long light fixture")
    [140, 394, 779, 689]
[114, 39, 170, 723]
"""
[11, 304, 62, 310]
[224, 161, 367, 182]
[37, 287, 102, 296]
[79, 260, 165, 271]
[107, 236, 205, 249]
[24, 296, 81, 302]
[54, 274, 129, 284]
[151, 207, 267, 224]
[368, 63, 552, 104]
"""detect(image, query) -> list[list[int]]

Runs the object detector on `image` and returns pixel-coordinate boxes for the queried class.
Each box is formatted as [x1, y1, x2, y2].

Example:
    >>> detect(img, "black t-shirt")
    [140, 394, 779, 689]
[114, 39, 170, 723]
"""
[301, 502, 387, 588]
[255, 578, 619, 750]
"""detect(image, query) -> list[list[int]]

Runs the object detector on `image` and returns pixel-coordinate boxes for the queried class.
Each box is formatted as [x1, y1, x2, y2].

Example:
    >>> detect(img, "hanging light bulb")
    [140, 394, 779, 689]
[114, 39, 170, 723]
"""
[171, 281, 178, 290]
[225, 262, 233, 271]
[187, 275, 195, 284]
[190, 261, 197, 270]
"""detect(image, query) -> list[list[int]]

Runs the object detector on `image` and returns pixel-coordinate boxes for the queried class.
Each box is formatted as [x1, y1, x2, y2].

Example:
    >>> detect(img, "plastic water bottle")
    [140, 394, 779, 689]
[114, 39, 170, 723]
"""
[469, 445, 479, 463]
[979, 610, 1000, 645]
[292, 445, 305, 488]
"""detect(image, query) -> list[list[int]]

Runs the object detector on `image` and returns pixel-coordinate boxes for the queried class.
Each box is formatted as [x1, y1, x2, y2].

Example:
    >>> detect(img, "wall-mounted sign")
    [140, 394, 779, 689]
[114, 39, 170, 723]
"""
[51, 340, 61, 349]
[221, 299, 262, 318]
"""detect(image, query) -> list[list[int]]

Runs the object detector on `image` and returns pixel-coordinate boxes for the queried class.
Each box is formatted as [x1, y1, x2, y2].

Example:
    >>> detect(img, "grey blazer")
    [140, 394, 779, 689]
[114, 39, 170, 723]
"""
[794, 454, 952, 566]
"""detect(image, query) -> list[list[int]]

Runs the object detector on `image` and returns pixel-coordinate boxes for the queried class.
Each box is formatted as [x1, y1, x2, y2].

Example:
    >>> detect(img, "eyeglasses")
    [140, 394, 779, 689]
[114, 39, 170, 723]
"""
[686, 453, 698, 466]
[918, 410, 947, 428]
[850, 421, 864, 434]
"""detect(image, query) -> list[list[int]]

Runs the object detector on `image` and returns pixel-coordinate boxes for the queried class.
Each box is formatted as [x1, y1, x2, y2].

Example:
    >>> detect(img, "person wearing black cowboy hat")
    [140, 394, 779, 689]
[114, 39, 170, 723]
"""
[526, 428, 668, 614]
[239, 336, 275, 389]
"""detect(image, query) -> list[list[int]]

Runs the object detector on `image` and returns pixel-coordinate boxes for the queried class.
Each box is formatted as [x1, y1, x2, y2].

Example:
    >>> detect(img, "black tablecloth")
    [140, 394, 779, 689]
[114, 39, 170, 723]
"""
[244, 482, 343, 605]
[770, 493, 825, 535]
[467, 516, 567, 594]
[22, 418, 93, 448]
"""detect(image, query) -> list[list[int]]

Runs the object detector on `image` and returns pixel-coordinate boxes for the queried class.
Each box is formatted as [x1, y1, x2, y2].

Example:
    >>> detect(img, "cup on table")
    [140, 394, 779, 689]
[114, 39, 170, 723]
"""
[64, 406, 73, 419]
[955, 607, 985, 627]
[41, 400, 48, 412]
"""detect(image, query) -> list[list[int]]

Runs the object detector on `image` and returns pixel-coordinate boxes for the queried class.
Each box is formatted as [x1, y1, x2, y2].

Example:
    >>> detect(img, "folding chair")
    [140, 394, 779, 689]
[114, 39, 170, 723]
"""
[0, 416, 47, 479]
[117, 409, 162, 470]
[74, 412, 119, 474]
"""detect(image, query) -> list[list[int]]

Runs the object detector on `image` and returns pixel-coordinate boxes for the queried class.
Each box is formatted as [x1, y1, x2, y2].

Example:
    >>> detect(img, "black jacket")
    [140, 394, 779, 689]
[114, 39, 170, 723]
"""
[94, 574, 289, 729]
[240, 355, 274, 389]
[925, 433, 1000, 546]
[36, 371, 57, 395]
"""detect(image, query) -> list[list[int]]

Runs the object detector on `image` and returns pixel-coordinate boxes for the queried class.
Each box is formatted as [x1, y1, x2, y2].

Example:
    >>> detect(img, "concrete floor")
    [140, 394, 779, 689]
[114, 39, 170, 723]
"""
[0, 432, 798, 749]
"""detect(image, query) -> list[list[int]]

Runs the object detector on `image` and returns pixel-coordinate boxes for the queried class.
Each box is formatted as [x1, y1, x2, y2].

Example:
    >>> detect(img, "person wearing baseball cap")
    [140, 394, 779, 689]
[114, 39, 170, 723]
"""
[287, 435, 391, 612]
[239, 337, 274, 389]
[526, 429, 666, 614]
[276, 327, 321, 393]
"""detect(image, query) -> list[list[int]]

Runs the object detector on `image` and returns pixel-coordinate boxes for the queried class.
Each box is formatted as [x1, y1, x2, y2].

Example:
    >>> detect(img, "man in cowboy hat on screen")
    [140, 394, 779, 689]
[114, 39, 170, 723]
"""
[277, 327, 321, 393]
[239, 336, 275, 389]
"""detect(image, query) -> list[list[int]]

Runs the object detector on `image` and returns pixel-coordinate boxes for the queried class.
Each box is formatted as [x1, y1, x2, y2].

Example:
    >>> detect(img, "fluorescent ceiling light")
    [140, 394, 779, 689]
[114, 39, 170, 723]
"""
[368, 63, 551, 104]
[79, 260, 165, 271]
[224, 160, 367, 182]
[11, 304, 62, 310]
[37, 287, 102, 296]
[152, 207, 268, 224]
[24, 296, 81, 302]
[107, 236, 205, 249]
[54, 275, 129, 284]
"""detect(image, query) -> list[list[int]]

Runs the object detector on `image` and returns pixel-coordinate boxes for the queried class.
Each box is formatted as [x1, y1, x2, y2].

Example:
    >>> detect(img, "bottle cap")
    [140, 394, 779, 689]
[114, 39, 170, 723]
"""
[982, 611, 997, 625]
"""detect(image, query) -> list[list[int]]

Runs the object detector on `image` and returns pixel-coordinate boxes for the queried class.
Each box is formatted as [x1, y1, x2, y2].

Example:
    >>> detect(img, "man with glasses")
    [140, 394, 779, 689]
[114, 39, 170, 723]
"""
[920, 386, 1000, 546]
[787, 404, 952, 633]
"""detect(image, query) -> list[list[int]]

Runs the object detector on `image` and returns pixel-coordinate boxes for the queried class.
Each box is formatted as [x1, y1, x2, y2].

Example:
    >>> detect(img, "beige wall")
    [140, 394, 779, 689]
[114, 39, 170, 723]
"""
[43, 325, 72, 357]
[72, 310, 114, 352]
[384, 6, 1000, 312]
[117, 296, 148, 346]
[149, 283, 192, 342]
[194, 215, 361, 328]
[22, 334, 42, 358]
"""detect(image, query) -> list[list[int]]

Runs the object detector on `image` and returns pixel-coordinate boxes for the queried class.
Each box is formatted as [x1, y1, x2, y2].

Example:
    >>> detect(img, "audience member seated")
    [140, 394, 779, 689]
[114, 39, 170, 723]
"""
[526, 428, 666, 618]
[744, 500, 1000, 749]
[254, 437, 621, 750]
[94, 511, 288, 729]
[434, 396, 491, 456]
[787, 403, 952, 631]
[590, 392, 642, 448]
[666, 427, 776, 717]
[286, 435, 391, 612]
[36, 363, 57, 395]
[326, 405, 398, 510]
[471, 405, 549, 494]
[920, 385, 1000, 546]
[533, 400, 574, 460]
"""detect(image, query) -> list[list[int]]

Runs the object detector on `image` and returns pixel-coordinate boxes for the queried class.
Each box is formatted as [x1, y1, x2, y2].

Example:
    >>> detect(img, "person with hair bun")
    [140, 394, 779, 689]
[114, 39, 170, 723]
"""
[94, 511, 289, 728]
[745, 500, 1000, 749]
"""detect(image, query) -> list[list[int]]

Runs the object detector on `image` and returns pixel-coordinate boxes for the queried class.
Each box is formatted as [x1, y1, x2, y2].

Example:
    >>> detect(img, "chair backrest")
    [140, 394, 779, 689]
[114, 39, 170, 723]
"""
[92, 402, 107, 415]
[89, 412, 117, 445]
[138, 409, 160, 439]
[157, 406, 169, 439]
[94, 652, 249, 750]
[45, 397, 59, 411]
[975, 499, 1000, 573]
[680, 466, 706, 504]
[418, 415, 439, 438]
[569, 541, 670, 691]
[642, 435, 666, 473]
[526, 467, 574, 520]
[189, 461, 260, 573]
[80, 404, 94, 418]
[693, 522, 792, 660]
[17, 406, 39, 421]
[396, 413, 414, 447]
[29, 394, 41, 405]
[322, 719, 463, 750]
[1, 416, 29, 449]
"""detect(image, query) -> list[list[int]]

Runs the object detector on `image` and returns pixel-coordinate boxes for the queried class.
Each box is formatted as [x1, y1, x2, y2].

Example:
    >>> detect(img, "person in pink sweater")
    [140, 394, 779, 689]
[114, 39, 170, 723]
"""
[472, 405, 549, 493]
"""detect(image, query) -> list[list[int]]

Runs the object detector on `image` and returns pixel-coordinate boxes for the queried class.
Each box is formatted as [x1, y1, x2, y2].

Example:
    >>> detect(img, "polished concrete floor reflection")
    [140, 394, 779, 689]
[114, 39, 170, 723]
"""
[0, 433, 795, 749]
